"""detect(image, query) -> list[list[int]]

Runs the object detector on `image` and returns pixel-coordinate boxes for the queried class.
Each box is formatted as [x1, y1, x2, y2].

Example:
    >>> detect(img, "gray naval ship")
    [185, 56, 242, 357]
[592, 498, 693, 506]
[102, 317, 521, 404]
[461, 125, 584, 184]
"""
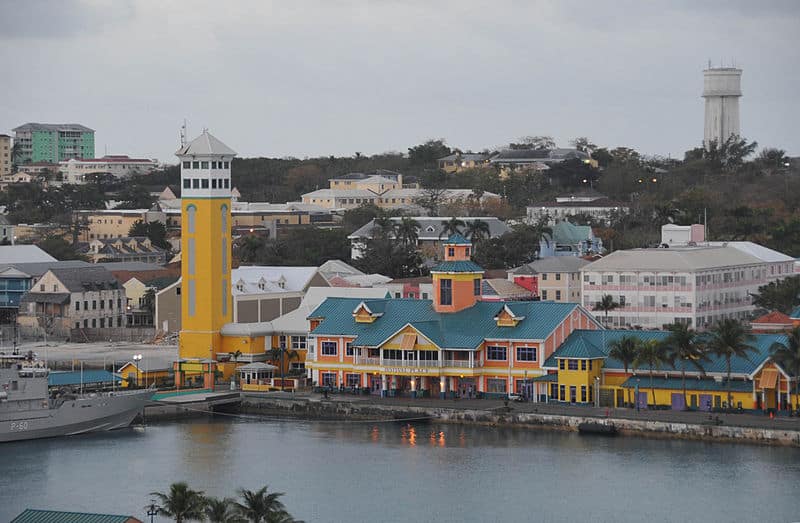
[1, 353, 153, 443]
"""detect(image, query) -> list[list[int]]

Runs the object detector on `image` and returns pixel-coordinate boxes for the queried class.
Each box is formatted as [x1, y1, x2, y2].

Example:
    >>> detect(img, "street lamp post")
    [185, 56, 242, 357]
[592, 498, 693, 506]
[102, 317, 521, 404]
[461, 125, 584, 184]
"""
[146, 500, 158, 523]
[133, 353, 143, 388]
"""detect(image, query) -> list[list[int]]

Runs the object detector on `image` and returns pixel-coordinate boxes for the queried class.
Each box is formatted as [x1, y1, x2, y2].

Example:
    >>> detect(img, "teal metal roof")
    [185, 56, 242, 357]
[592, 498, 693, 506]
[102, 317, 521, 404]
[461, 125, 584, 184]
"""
[531, 373, 558, 382]
[553, 336, 606, 359]
[620, 376, 752, 393]
[544, 329, 788, 377]
[49, 370, 121, 387]
[309, 298, 578, 349]
[430, 260, 484, 273]
[551, 220, 593, 244]
[444, 233, 471, 245]
[11, 509, 139, 523]
[790, 305, 800, 320]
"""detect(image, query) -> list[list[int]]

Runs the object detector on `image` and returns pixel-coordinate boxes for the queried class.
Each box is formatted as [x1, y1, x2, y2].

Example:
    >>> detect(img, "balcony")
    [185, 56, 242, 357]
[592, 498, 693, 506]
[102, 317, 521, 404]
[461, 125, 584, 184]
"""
[351, 357, 476, 369]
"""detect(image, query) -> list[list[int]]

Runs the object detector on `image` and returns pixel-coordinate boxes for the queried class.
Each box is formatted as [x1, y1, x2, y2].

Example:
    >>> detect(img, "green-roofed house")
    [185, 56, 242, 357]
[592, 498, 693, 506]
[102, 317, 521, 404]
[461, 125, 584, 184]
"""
[306, 236, 603, 399]
[11, 509, 142, 523]
[540, 329, 796, 411]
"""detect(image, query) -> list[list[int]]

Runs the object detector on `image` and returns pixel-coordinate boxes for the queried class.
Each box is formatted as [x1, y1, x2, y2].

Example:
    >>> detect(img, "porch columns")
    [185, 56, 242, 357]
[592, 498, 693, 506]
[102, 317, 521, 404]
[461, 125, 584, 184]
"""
[469, 352, 474, 367]
[420, 376, 428, 394]
[439, 376, 446, 399]
[381, 374, 388, 398]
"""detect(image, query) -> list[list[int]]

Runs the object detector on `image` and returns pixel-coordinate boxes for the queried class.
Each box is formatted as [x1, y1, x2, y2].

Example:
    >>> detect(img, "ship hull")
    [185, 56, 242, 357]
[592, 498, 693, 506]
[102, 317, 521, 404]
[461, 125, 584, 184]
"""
[0, 390, 153, 443]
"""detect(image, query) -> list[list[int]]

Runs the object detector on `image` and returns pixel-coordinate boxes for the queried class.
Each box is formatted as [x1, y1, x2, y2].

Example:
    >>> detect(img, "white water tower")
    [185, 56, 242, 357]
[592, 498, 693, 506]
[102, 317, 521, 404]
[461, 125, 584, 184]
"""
[702, 66, 742, 149]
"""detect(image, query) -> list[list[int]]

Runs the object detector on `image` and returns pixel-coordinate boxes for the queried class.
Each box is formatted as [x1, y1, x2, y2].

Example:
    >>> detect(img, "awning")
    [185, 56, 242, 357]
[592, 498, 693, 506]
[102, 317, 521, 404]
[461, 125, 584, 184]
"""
[760, 368, 778, 389]
[400, 333, 417, 350]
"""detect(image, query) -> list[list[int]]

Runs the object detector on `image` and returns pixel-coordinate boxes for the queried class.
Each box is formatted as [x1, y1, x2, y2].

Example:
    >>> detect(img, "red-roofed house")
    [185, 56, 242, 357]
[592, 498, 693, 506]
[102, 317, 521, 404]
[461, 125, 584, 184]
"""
[60, 155, 159, 183]
[750, 311, 793, 333]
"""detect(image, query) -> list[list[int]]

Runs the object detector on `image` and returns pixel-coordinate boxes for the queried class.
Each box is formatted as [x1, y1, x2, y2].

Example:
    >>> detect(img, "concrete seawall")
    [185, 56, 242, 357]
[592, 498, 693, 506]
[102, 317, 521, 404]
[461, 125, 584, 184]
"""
[240, 395, 800, 447]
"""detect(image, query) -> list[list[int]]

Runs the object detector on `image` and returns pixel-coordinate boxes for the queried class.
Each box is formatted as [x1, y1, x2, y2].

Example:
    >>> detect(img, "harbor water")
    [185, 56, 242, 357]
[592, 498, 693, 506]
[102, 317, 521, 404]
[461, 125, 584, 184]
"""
[0, 417, 798, 522]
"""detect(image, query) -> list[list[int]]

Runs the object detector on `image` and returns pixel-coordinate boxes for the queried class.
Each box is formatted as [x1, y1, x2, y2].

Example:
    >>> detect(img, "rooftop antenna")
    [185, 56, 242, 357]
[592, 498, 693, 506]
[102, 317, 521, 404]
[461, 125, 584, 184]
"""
[180, 119, 187, 147]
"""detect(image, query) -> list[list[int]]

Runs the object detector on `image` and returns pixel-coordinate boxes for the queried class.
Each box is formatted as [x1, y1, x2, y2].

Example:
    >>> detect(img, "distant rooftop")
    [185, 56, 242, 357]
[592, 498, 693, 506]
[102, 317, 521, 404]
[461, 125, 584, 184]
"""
[13, 123, 94, 133]
[175, 130, 236, 157]
[0, 245, 56, 264]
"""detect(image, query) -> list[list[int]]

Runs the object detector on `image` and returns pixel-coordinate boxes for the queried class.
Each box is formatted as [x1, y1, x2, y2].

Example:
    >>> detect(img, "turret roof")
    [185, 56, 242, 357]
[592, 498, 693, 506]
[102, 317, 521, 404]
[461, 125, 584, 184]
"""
[175, 130, 236, 157]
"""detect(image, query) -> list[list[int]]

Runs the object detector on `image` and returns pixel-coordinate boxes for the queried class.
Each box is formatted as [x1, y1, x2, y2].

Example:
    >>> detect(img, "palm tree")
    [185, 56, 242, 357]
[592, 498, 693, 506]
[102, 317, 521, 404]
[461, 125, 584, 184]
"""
[267, 346, 300, 392]
[230, 349, 242, 363]
[608, 335, 639, 407]
[150, 482, 207, 523]
[706, 319, 757, 409]
[633, 339, 666, 408]
[440, 217, 465, 239]
[770, 326, 800, 411]
[465, 219, 491, 243]
[663, 323, 708, 410]
[594, 295, 620, 327]
[394, 217, 420, 247]
[234, 486, 287, 523]
[205, 497, 243, 523]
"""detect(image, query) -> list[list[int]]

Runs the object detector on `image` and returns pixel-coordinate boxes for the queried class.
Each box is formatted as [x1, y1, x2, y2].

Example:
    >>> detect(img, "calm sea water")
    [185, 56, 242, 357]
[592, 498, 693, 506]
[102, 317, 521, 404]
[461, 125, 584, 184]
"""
[0, 416, 798, 522]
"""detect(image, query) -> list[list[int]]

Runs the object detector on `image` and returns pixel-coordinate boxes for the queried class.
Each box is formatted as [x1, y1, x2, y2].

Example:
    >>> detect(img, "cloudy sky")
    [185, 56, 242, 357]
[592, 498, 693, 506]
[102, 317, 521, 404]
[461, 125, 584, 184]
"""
[1, 0, 798, 162]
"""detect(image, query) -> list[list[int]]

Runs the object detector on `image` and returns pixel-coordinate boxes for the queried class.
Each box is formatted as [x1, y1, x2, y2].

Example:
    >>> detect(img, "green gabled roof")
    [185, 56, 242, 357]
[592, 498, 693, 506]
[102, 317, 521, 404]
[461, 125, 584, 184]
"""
[790, 305, 800, 320]
[531, 373, 558, 382]
[554, 336, 606, 359]
[620, 376, 752, 393]
[430, 260, 484, 273]
[444, 233, 471, 245]
[543, 329, 789, 377]
[11, 509, 139, 523]
[309, 298, 579, 349]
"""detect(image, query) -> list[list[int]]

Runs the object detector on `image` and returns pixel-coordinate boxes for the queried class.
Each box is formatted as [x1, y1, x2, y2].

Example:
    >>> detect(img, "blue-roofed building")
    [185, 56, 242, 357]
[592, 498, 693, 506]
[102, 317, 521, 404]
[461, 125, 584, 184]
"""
[306, 236, 602, 398]
[539, 328, 796, 411]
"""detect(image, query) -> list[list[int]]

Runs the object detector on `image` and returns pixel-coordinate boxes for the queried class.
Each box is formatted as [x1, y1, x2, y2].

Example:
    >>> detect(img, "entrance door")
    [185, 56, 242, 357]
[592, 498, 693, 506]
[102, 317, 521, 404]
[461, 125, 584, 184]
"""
[671, 393, 685, 411]
[699, 394, 712, 411]
[636, 392, 648, 410]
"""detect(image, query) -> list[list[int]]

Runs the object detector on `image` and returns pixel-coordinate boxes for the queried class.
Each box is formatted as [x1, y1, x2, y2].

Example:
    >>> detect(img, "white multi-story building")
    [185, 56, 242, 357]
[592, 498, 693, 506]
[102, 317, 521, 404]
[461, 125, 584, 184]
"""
[59, 155, 159, 183]
[581, 246, 793, 330]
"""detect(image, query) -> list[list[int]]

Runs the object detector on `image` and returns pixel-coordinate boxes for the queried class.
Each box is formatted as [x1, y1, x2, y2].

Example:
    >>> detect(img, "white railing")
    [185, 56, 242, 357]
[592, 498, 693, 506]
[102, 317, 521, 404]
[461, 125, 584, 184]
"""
[354, 357, 381, 365]
[443, 360, 475, 368]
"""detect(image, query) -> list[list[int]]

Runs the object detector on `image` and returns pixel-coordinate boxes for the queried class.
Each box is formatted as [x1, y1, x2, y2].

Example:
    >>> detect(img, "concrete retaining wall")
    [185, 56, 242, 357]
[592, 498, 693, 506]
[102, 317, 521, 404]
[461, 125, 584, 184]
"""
[240, 395, 800, 447]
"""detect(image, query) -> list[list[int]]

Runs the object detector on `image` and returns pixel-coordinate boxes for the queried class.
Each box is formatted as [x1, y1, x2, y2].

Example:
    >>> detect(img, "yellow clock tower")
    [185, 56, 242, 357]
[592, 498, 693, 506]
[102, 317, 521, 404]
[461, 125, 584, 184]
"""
[175, 130, 236, 361]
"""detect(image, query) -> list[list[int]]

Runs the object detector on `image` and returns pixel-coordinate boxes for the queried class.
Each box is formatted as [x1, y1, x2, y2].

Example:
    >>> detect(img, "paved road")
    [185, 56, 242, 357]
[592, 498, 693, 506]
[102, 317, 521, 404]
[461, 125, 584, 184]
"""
[293, 392, 800, 431]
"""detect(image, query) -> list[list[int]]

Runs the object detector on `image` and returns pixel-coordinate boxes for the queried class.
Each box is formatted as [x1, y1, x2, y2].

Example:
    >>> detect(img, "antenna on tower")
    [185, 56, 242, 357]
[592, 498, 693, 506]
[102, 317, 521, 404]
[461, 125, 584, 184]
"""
[180, 119, 187, 147]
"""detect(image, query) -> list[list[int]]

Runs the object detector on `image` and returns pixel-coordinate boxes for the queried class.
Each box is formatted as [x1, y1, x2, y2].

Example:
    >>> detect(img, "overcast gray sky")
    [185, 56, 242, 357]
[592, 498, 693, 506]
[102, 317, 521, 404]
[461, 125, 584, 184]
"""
[1, 0, 798, 162]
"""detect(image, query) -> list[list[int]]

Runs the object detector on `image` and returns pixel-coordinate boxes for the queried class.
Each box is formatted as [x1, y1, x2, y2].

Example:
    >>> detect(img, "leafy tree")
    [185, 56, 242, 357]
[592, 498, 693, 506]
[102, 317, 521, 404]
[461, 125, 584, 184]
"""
[394, 217, 420, 247]
[440, 217, 465, 239]
[205, 497, 243, 523]
[150, 482, 207, 523]
[342, 204, 384, 233]
[609, 147, 641, 165]
[234, 486, 289, 523]
[354, 237, 426, 279]
[594, 295, 619, 326]
[608, 335, 639, 407]
[408, 139, 451, 166]
[706, 319, 757, 409]
[662, 323, 708, 410]
[703, 135, 758, 172]
[235, 235, 267, 264]
[633, 339, 667, 408]
[36, 235, 86, 261]
[465, 219, 490, 243]
[267, 345, 300, 391]
[115, 185, 154, 209]
[757, 148, 789, 174]
[570, 137, 597, 153]
[128, 220, 170, 249]
[510, 135, 555, 150]
[752, 276, 800, 314]
[770, 327, 800, 411]
[414, 185, 449, 216]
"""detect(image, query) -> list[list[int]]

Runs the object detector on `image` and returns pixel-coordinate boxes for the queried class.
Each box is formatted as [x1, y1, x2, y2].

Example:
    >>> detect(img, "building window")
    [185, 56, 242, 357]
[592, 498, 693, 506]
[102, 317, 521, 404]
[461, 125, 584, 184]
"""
[568, 359, 579, 370]
[201, 179, 209, 189]
[581, 360, 586, 370]
[188, 280, 196, 317]
[183, 161, 191, 169]
[221, 279, 227, 315]
[186, 205, 196, 234]
[589, 360, 593, 371]
[346, 342, 354, 356]
[473, 278, 481, 296]
[581, 385, 587, 402]
[321, 372, 336, 387]
[91, 319, 97, 328]
[291, 336, 306, 350]
[559, 359, 565, 370]
[555, 290, 561, 300]
[448, 247, 455, 257]
[223, 161, 230, 169]
[183, 179, 190, 189]
[486, 378, 506, 393]
[92, 300, 97, 310]
[542, 273, 548, 281]
[541, 290, 548, 300]
[84, 300, 88, 310]
[559, 385, 565, 401]
[224, 179, 229, 188]
[439, 279, 452, 306]
[75, 301, 80, 311]
[422, 293, 428, 299]
[321, 341, 337, 356]
[346, 373, 360, 388]
[192, 161, 200, 169]
[486, 345, 507, 361]
[516, 346, 537, 362]
[192, 179, 200, 189]
[212, 179, 217, 189]
[555, 273, 561, 281]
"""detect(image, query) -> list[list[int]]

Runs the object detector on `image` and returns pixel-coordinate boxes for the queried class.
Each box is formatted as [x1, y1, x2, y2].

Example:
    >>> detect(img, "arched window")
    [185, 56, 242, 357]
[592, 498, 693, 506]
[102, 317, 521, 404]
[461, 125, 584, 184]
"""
[186, 205, 197, 234]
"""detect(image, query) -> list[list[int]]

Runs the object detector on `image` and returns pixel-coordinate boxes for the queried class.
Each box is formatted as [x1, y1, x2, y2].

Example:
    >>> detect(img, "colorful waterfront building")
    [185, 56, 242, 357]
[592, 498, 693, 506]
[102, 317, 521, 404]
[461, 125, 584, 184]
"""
[305, 235, 602, 398]
[540, 329, 797, 411]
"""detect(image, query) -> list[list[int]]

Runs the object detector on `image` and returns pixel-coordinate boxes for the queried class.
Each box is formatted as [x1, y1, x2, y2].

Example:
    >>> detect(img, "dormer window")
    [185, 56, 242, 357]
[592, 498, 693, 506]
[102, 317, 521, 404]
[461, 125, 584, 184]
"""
[426, 226, 435, 232]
